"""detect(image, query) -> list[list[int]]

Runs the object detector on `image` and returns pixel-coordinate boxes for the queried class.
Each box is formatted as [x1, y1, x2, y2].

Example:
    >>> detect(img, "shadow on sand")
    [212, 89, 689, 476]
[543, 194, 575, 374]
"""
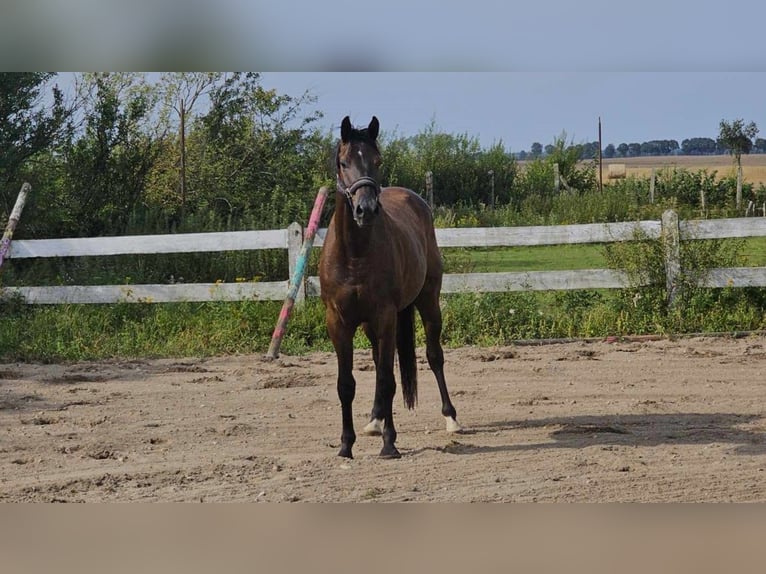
[410, 412, 766, 456]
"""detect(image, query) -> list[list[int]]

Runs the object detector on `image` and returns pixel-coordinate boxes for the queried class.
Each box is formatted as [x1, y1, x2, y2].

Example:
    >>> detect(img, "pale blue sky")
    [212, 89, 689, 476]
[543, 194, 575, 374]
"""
[259, 73, 766, 152]
[3, 1, 765, 73]
[25, 0, 766, 153]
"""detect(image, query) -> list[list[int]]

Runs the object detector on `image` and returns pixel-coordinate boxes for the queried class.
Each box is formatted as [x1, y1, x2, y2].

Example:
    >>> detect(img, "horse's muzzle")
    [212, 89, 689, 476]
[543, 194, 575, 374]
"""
[353, 198, 380, 227]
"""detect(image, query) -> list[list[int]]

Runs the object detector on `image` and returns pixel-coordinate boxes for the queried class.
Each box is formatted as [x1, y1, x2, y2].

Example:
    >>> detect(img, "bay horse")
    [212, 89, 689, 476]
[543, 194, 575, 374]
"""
[319, 116, 462, 459]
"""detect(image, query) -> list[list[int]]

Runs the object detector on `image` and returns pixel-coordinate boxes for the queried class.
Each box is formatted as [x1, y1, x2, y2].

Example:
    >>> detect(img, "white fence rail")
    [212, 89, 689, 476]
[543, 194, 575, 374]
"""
[4, 211, 766, 305]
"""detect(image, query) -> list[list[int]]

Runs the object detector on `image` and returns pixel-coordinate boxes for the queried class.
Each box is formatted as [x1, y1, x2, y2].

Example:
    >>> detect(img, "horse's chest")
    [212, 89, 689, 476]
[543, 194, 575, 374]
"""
[327, 273, 399, 319]
[339, 275, 394, 305]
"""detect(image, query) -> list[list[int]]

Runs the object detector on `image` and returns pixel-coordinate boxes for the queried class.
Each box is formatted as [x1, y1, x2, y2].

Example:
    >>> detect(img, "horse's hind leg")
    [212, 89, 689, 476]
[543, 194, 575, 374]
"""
[415, 291, 462, 433]
[362, 322, 384, 436]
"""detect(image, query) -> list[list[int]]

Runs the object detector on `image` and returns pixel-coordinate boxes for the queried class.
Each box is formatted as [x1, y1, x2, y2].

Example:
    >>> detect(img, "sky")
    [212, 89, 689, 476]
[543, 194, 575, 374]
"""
[3, 1, 765, 72]
[8, 0, 764, 154]
[258, 73, 766, 153]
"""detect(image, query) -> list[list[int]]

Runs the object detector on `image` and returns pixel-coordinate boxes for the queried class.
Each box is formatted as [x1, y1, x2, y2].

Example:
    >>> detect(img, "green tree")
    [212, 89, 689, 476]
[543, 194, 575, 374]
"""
[158, 73, 224, 220]
[188, 72, 327, 229]
[546, 133, 597, 192]
[718, 118, 759, 170]
[381, 120, 516, 207]
[616, 143, 629, 157]
[60, 73, 163, 236]
[718, 118, 759, 210]
[0, 72, 68, 211]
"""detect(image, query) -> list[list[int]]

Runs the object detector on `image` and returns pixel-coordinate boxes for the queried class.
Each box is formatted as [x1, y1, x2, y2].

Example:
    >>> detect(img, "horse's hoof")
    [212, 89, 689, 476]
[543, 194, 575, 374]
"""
[338, 446, 353, 459]
[363, 418, 384, 436]
[379, 445, 401, 459]
[445, 417, 463, 433]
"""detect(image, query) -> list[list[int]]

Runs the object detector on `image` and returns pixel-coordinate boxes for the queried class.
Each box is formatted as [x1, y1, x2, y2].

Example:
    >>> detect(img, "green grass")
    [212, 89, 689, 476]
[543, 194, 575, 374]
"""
[0, 300, 334, 362]
[446, 244, 607, 273]
[446, 236, 766, 274]
[740, 236, 766, 266]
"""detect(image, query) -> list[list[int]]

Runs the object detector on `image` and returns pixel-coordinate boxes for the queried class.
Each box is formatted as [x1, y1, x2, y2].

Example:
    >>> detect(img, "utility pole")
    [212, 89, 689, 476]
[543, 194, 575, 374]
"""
[598, 116, 603, 193]
[488, 169, 495, 209]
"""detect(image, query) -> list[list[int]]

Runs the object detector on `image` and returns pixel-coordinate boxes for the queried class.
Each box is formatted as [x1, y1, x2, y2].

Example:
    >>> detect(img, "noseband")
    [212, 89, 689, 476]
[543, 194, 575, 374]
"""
[336, 176, 381, 210]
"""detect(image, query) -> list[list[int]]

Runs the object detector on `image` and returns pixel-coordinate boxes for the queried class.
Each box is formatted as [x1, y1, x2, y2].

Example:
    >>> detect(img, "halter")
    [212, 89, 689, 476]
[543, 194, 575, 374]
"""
[336, 175, 381, 211]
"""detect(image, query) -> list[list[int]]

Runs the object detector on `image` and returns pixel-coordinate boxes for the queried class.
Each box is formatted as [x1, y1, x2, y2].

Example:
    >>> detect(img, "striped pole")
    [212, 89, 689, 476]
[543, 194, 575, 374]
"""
[0, 182, 32, 271]
[266, 186, 330, 359]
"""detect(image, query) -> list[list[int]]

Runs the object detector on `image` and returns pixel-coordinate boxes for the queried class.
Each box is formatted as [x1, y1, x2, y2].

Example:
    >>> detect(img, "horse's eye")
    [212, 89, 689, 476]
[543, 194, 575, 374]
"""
[340, 161, 348, 169]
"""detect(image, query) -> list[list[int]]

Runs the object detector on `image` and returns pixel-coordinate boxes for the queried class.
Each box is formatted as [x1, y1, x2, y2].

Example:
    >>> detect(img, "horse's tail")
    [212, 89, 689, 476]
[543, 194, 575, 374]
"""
[397, 304, 418, 410]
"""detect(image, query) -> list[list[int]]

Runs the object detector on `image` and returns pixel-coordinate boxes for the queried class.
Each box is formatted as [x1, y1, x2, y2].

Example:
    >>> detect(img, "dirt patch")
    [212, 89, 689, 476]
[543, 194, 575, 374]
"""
[2, 336, 766, 502]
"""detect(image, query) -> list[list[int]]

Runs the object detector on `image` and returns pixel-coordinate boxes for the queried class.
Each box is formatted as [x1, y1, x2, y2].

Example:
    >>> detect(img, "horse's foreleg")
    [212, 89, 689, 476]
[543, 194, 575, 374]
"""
[417, 296, 462, 433]
[328, 316, 357, 459]
[371, 311, 400, 458]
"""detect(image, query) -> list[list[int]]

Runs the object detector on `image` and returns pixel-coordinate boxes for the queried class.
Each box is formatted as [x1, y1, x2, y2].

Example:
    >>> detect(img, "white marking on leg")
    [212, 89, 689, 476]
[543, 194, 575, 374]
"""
[363, 418, 384, 436]
[445, 416, 463, 433]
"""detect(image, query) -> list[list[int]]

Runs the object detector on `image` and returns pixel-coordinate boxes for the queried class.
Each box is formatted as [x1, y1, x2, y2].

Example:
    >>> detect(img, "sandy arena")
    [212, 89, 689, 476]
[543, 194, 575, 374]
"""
[2, 335, 765, 502]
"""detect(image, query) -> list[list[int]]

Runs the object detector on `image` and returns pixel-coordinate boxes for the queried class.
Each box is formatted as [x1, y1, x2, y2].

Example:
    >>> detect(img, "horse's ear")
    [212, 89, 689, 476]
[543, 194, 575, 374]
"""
[368, 116, 379, 141]
[341, 116, 352, 143]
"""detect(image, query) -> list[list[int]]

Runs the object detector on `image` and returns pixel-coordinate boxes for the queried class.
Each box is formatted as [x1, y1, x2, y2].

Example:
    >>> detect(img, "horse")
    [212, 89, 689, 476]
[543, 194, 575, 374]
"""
[318, 115, 462, 459]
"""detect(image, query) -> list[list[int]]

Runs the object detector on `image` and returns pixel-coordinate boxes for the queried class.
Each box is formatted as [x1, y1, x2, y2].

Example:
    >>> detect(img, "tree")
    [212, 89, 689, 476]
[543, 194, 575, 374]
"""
[0, 73, 68, 211]
[682, 137, 718, 155]
[616, 143, 629, 157]
[718, 118, 759, 209]
[603, 143, 615, 159]
[718, 118, 758, 170]
[530, 142, 543, 158]
[60, 73, 163, 236]
[754, 138, 766, 154]
[545, 132, 596, 192]
[189, 72, 326, 228]
[159, 73, 225, 220]
[579, 141, 599, 160]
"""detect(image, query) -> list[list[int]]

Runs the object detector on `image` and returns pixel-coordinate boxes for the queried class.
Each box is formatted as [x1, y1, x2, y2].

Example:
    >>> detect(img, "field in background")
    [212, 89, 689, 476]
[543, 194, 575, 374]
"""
[601, 154, 766, 186]
[449, 236, 766, 274]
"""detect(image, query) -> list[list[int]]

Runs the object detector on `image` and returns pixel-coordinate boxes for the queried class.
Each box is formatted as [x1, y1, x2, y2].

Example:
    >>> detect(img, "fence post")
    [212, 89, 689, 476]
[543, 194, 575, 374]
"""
[554, 163, 560, 194]
[661, 209, 681, 308]
[650, 168, 656, 204]
[287, 222, 305, 302]
[736, 164, 743, 210]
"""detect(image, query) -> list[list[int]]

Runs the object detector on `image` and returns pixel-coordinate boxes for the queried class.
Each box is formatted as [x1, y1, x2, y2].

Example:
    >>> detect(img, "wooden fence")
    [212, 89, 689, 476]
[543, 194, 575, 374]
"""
[4, 210, 766, 305]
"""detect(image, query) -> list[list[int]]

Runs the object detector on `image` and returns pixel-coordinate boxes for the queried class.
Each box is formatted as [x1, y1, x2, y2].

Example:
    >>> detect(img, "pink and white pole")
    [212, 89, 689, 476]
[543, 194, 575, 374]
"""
[0, 182, 31, 271]
[266, 186, 330, 359]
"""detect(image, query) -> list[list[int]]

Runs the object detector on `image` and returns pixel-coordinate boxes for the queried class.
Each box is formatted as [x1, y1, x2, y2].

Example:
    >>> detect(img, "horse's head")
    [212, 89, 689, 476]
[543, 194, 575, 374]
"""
[336, 115, 382, 227]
